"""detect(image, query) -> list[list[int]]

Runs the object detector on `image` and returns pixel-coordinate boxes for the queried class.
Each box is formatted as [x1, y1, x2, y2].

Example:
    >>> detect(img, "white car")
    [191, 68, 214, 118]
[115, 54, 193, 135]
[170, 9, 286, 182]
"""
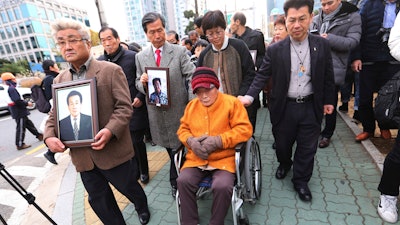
[0, 83, 35, 112]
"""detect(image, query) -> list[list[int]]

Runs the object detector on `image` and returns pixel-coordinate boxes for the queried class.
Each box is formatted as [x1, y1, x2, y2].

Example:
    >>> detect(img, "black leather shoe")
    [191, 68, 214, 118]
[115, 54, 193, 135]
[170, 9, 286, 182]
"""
[275, 166, 290, 179]
[318, 137, 330, 148]
[295, 186, 312, 202]
[171, 186, 177, 198]
[138, 211, 150, 224]
[140, 174, 149, 184]
[44, 151, 58, 165]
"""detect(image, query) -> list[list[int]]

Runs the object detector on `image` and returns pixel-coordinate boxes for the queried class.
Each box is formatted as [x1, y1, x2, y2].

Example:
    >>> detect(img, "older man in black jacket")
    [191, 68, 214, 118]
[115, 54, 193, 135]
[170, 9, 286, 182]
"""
[98, 27, 150, 184]
[239, 0, 335, 202]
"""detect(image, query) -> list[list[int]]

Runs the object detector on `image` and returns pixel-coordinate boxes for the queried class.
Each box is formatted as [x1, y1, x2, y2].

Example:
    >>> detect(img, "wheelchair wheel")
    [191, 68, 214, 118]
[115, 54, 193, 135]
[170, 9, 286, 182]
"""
[244, 137, 262, 203]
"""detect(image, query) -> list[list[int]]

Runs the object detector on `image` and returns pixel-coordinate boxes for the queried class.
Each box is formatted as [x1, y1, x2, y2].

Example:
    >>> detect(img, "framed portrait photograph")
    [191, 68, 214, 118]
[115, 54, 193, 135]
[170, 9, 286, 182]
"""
[145, 67, 170, 108]
[52, 78, 99, 147]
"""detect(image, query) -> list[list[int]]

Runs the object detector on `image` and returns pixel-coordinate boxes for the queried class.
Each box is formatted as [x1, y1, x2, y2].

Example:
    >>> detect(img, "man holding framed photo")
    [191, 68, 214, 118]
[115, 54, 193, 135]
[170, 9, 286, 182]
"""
[135, 12, 195, 198]
[44, 18, 150, 225]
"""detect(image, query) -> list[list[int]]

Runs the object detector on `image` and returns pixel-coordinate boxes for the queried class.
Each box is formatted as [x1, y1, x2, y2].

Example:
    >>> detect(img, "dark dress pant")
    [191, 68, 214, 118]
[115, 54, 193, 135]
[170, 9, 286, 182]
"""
[166, 147, 178, 188]
[177, 167, 234, 225]
[321, 86, 340, 138]
[80, 159, 148, 225]
[15, 116, 40, 147]
[130, 129, 149, 176]
[359, 62, 400, 133]
[272, 100, 320, 187]
[378, 131, 400, 196]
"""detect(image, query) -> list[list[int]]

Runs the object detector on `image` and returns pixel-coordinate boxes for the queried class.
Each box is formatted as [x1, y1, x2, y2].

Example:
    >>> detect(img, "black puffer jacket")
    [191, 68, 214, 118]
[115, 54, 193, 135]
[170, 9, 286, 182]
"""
[6, 80, 30, 119]
[98, 46, 149, 131]
[355, 0, 399, 62]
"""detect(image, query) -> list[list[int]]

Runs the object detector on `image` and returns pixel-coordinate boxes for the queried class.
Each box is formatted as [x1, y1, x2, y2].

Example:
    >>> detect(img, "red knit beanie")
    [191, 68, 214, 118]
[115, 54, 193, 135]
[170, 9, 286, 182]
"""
[191, 67, 220, 94]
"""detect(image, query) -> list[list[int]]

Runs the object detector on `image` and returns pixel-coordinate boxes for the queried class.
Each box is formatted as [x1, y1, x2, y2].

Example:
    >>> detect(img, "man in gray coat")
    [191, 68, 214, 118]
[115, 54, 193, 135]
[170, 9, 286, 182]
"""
[136, 12, 195, 198]
[310, 0, 361, 148]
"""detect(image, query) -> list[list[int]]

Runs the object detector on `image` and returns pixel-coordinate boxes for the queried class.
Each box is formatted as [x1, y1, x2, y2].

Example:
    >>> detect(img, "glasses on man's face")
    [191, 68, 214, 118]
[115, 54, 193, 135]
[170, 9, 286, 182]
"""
[56, 39, 86, 49]
[205, 28, 225, 40]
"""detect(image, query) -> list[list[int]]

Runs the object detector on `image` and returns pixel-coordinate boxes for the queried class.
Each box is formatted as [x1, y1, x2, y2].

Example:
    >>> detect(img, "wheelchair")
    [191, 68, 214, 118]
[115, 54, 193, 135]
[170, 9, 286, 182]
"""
[174, 137, 262, 225]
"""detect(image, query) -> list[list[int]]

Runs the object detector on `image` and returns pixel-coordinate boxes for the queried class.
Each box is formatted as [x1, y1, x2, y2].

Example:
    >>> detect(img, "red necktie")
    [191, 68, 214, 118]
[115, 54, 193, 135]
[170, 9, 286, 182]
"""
[155, 49, 161, 67]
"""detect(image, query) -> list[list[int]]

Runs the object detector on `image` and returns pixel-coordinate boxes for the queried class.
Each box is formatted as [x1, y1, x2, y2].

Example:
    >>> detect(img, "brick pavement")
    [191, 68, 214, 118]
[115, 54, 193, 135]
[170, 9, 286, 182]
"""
[26, 108, 396, 225]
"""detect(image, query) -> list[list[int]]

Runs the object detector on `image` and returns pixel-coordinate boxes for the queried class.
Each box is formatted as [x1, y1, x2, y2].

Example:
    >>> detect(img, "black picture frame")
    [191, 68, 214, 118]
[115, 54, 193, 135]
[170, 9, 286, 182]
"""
[52, 78, 99, 147]
[145, 67, 170, 108]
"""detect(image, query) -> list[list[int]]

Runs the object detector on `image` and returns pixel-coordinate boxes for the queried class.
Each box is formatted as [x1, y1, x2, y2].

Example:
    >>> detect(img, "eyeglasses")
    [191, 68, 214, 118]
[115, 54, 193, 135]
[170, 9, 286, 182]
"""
[205, 28, 225, 40]
[56, 39, 87, 48]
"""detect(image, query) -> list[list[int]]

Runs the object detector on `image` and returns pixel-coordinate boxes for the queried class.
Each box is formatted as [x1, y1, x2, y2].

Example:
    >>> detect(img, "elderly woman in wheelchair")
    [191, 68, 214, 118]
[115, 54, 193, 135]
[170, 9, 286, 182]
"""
[176, 67, 253, 225]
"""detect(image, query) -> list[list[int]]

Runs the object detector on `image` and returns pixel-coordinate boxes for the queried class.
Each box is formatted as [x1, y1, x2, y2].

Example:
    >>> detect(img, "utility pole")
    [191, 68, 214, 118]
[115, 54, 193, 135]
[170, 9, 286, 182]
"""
[194, 0, 199, 17]
[95, 0, 108, 27]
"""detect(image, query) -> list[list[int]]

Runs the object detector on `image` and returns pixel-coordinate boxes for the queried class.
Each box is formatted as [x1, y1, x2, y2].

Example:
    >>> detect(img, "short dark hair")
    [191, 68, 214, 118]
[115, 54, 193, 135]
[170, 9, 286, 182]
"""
[66, 90, 82, 105]
[194, 16, 203, 28]
[232, 12, 246, 26]
[194, 39, 208, 48]
[42, 59, 55, 71]
[201, 10, 226, 34]
[152, 77, 161, 86]
[98, 27, 119, 39]
[142, 12, 166, 33]
[284, 0, 314, 16]
[183, 38, 193, 46]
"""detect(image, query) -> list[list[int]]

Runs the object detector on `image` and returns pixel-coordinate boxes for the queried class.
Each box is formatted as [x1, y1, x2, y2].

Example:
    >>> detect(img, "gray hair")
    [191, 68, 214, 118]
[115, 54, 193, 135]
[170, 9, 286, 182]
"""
[141, 12, 166, 33]
[51, 18, 91, 41]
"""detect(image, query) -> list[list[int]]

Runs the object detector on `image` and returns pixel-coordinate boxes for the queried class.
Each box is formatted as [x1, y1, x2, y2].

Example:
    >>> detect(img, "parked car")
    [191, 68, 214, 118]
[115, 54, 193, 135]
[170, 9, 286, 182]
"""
[0, 83, 36, 112]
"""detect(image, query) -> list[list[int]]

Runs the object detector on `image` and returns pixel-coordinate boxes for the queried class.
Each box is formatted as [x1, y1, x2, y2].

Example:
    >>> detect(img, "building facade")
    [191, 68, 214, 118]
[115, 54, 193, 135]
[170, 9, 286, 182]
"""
[0, 0, 91, 64]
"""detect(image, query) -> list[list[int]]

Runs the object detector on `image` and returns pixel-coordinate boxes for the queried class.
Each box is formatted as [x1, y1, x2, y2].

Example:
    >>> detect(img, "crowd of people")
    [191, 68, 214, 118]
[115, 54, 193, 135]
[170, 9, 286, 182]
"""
[2, 0, 400, 224]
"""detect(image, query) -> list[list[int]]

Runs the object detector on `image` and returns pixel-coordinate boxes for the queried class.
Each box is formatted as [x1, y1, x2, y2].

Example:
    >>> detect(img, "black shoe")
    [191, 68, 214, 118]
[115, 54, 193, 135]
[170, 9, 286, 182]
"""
[44, 151, 58, 165]
[295, 186, 312, 202]
[140, 174, 149, 184]
[138, 210, 150, 224]
[275, 165, 290, 179]
[338, 102, 348, 112]
[318, 137, 330, 148]
[171, 186, 177, 198]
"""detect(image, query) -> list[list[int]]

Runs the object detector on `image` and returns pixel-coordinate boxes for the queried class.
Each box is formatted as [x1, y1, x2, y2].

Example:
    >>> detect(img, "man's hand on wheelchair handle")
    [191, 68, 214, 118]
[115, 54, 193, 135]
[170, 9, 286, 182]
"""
[201, 136, 222, 153]
[187, 136, 209, 160]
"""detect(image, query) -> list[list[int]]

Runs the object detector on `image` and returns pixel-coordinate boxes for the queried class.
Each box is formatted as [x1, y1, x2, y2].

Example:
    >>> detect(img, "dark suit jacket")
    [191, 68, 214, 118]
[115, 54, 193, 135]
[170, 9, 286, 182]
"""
[44, 59, 134, 172]
[247, 35, 335, 126]
[59, 113, 93, 141]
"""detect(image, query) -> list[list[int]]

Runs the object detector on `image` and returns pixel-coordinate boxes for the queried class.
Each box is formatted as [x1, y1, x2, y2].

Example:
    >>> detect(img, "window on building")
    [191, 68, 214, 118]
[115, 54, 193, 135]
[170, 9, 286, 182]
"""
[19, 23, 26, 35]
[47, 9, 55, 21]
[24, 40, 31, 50]
[11, 43, 17, 52]
[43, 22, 50, 35]
[14, 7, 21, 20]
[30, 36, 38, 48]
[26, 21, 33, 33]
[38, 7, 47, 20]
[29, 54, 35, 62]
[5, 26, 13, 38]
[12, 25, 19, 37]
[0, 29, 5, 39]
[7, 9, 15, 22]
[20, 3, 38, 19]
[5, 44, 11, 54]
[0, 45, 4, 55]
[64, 12, 70, 18]
[18, 41, 24, 51]
[35, 51, 43, 62]
[1, 11, 8, 23]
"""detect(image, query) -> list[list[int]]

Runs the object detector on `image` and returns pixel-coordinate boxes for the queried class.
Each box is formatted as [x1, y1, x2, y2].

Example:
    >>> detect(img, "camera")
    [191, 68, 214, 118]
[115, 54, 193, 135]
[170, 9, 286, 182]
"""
[376, 27, 391, 44]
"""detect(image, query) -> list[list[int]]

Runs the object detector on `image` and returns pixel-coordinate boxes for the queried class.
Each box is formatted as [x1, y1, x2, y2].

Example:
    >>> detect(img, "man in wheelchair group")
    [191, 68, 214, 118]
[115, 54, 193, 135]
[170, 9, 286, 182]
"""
[176, 67, 253, 225]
